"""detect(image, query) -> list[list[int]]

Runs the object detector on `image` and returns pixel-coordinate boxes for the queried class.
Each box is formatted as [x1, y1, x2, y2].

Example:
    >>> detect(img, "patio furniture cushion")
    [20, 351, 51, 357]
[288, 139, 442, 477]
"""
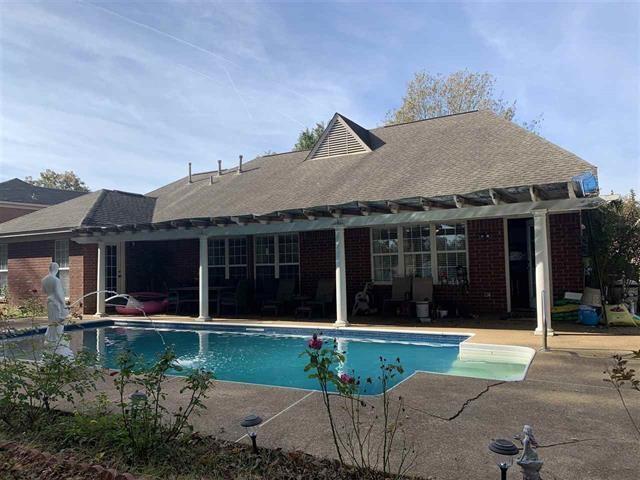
[412, 277, 433, 302]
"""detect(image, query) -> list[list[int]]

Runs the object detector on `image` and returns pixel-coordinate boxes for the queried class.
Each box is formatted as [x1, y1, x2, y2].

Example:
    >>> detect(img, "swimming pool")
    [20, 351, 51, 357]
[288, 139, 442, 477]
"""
[5, 320, 534, 395]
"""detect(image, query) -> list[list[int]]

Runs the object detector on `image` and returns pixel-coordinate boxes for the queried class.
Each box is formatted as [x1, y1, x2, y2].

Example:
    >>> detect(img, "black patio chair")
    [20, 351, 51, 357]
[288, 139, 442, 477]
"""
[260, 278, 296, 316]
[219, 279, 250, 315]
[295, 278, 335, 318]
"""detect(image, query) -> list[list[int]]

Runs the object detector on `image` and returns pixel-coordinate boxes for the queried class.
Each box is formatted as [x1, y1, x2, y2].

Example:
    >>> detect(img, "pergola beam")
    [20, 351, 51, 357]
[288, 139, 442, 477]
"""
[489, 188, 518, 205]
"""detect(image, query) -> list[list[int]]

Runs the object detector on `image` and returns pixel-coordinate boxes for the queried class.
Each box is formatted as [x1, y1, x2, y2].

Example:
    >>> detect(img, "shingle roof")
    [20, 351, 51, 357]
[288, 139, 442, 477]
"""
[0, 110, 596, 238]
[147, 110, 595, 222]
[0, 190, 154, 236]
[0, 178, 86, 205]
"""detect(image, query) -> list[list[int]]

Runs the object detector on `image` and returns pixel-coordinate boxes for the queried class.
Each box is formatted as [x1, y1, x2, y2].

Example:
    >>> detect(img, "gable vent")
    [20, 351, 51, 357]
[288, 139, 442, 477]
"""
[310, 117, 368, 160]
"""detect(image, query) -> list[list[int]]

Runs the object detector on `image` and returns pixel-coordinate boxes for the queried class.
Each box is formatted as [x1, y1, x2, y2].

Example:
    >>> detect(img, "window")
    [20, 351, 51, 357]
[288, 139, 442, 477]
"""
[278, 233, 300, 280]
[372, 227, 399, 282]
[403, 225, 431, 278]
[436, 223, 467, 284]
[371, 223, 467, 284]
[254, 236, 276, 281]
[254, 233, 300, 281]
[54, 239, 70, 298]
[207, 237, 248, 286]
[0, 244, 7, 300]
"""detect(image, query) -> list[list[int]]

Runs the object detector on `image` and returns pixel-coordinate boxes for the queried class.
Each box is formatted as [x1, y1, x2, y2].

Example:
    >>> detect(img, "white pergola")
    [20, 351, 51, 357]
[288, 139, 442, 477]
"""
[72, 192, 605, 334]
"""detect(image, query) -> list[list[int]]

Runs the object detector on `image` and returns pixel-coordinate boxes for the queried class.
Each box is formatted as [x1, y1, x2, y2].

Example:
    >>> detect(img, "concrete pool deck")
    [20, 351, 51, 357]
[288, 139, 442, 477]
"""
[6, 315, 640, 479]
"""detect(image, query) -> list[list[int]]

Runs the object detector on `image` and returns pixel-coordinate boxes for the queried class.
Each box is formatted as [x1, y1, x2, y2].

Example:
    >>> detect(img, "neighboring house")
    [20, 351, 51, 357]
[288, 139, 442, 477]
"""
[0, 111, 602, 333]
[0, 178, 86, 223]
[0, 178, 86, 298]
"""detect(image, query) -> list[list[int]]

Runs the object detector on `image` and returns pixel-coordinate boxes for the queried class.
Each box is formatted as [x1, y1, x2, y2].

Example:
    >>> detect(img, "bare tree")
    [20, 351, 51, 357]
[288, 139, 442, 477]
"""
[385, 70, 543, 133]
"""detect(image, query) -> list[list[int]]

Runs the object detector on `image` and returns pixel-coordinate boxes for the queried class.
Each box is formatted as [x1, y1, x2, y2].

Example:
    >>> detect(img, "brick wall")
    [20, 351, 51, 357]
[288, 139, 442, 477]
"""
[6, 240, 98, 314]
[435, 218, 508, 314]
[299, 230, 334, 296]
[7, 240, 52, 307]
[126, 239, 199, 292]
[299, 228, 372, 310]
[549, 212, 583, 300]
[345, 228, 371, 305]
[81, 244, 97, 314]
[0, 205, 42, 223]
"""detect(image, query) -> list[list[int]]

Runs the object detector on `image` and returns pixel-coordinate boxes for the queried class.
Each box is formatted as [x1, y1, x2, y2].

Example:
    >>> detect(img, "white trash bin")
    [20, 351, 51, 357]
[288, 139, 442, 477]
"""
[415, 301, 431, 323]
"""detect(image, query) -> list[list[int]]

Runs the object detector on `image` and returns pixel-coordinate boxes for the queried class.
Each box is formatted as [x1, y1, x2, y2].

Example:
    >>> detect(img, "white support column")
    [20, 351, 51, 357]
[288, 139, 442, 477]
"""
[533, 210, 554, 336]
[95, 241, 106, 317]
[198, 235, 210, 321]
[334, 224, 349, 327]
[503, 218, 512, 314]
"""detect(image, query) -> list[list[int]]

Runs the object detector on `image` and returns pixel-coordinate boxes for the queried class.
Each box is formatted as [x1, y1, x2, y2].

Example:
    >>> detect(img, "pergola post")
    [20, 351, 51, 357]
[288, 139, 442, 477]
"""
[95, 241, 106, 317]
[533, 209, 554, 336]
[198, 235, 210, 321]
[334, 224, 349, 327]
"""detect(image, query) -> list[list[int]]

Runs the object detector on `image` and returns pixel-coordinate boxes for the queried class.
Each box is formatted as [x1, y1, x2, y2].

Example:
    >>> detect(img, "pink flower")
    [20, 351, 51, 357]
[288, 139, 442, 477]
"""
[308, 333, 323, 350]
[339, 373, 355, 384]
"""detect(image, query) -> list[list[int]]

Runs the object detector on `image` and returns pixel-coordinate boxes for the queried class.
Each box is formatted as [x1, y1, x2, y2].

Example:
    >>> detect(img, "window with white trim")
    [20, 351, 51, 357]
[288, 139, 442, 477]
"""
[0, 244, 7, 300]
[372, 227, 399, 282]
[254, 233, 300, 282]
[207, 237, 248, 286]
[371, 223, 467, 284]
[436, 223, 467, 284]
[54, 239, 70, 298]
[402, 225, 432, 278]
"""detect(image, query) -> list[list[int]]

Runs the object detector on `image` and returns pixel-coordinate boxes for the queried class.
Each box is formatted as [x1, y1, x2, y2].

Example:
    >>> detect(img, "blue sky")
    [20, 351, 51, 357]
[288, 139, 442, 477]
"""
[0, 0, 638, 195]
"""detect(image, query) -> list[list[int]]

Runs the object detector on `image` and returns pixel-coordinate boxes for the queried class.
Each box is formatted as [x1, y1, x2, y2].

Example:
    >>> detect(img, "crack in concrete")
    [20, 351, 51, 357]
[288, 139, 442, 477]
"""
[406, 381, 505, 421]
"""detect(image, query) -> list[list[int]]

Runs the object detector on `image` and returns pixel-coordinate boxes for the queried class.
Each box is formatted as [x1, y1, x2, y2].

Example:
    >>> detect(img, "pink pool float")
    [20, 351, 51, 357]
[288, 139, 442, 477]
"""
[115, 292, 169, 316]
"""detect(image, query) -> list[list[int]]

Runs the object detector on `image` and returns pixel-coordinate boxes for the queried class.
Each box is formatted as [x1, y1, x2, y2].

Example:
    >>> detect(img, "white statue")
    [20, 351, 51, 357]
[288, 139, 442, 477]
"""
[516, 425, 543, 480]
[42, 262, 73, 357]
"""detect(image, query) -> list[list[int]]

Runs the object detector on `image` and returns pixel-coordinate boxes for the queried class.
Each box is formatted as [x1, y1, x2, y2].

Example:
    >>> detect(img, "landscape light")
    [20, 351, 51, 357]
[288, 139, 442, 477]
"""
[241, 414, 263, 454]
[488, 438, 519, 480]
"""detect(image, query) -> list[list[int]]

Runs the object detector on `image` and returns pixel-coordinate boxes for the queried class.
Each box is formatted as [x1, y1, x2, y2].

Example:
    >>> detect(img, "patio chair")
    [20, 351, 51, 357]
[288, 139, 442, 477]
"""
[383, 276, 412, 314]
[261, 278, 296, 316]
[412, 277, 433, 302]
[295, 278, 335, 319]
[219, 279, 250, 315]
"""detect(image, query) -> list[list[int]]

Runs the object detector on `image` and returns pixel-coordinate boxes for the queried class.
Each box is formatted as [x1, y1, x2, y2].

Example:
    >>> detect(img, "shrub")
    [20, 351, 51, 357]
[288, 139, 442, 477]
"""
[113, 347, 215, 461]
[302, 334, 416, 478]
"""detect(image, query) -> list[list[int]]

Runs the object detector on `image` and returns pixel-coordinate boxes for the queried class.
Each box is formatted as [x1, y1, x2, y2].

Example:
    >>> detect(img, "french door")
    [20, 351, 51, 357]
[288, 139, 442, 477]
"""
[105, 242, 126, 294]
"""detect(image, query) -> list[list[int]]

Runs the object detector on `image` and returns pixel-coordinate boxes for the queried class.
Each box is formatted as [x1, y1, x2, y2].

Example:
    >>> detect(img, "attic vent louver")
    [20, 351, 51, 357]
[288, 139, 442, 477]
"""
[308, 115, 371, 160]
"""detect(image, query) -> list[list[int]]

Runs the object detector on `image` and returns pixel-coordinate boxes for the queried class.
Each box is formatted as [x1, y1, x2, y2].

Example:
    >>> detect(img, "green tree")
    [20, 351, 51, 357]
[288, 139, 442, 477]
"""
[293, 122, 326, 151]
[385, 70, 543, 133]
[25, 169, 90, 192]
[587, 190, 640, 296]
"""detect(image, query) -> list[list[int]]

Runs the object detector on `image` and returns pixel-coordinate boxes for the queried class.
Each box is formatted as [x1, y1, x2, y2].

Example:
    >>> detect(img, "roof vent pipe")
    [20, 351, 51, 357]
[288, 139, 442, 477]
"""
[188, 162, 192, 184]
[209, 175, 214, 185]
[238, 155, 243, 174]
[218, 160, 222, 176]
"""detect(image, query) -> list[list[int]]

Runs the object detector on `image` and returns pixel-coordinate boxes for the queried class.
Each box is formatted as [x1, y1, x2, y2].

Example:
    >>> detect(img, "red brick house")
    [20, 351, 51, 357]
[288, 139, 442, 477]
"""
[0, 178, 86, 298]
[0, 111, 602, 334]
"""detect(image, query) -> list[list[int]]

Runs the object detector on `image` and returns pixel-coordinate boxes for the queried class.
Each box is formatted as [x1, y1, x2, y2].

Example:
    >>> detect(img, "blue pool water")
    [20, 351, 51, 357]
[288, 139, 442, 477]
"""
[7, 323, 529, 394]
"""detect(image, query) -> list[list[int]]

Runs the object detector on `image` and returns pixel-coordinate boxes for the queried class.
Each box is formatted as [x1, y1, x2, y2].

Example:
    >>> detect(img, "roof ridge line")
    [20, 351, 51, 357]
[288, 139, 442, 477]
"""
[379, 110, 479, 129]
[80, 190, 107, 227]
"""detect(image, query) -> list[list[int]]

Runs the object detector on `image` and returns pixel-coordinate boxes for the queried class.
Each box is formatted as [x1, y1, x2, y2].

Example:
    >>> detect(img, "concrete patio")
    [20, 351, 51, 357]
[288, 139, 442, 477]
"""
[54, 316, 639, 480]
